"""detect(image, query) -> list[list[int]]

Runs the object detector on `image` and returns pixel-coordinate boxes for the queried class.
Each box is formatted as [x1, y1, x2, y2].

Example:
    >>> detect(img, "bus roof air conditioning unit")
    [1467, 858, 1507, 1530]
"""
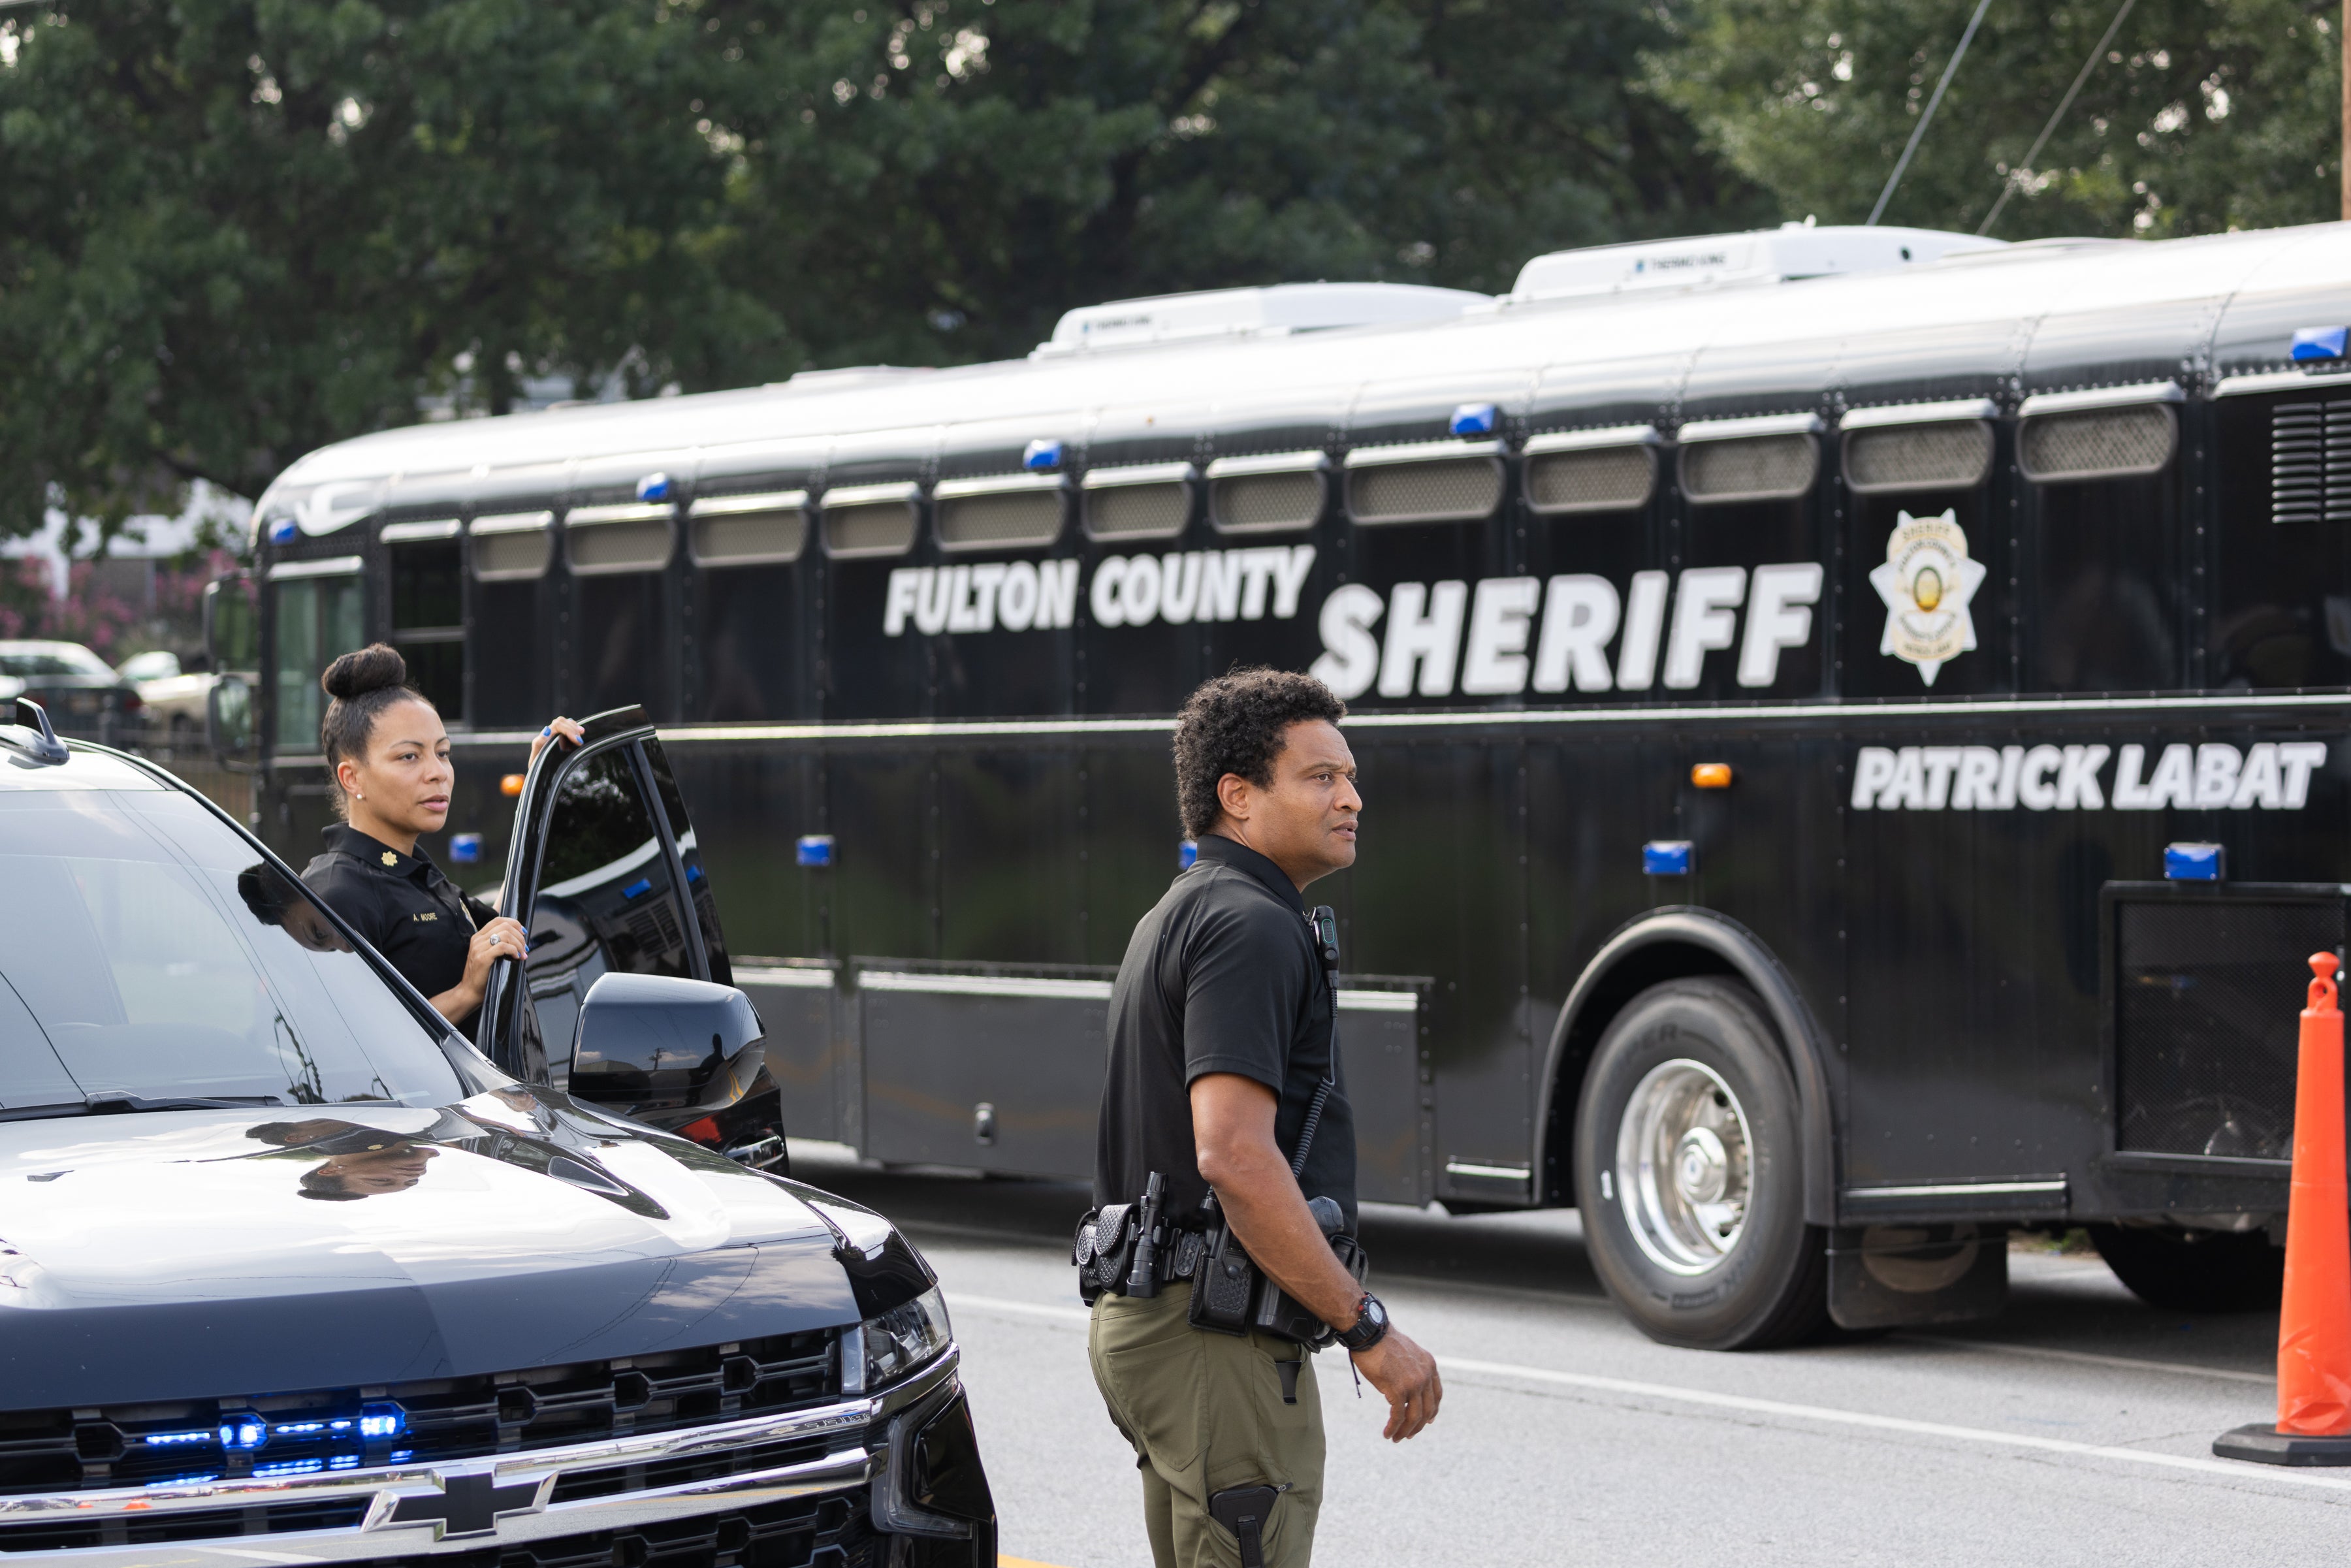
[1507, 224, 2005, 306]
[1033, 283, 1488, 359]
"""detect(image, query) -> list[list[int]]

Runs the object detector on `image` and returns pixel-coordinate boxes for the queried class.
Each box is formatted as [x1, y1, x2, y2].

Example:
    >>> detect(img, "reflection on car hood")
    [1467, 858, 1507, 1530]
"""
[0, 1091, 867, 1409]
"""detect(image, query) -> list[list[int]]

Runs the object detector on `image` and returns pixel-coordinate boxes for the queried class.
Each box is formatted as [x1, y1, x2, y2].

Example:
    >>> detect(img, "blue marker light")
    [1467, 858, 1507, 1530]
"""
[1178, 840, 1198, 871]
[219, 1417, 268, 1450]
[1642, 840, 1695, 877]
[620, 877, 653, 900]
[1023, 439, 1064, 472]
[686, 862, 705, 883]
[449, 832, 483, 865]
[635, 471, 673, 502]
[1450, 403, 1498, 438]
[2290, 327, 2348, 362]
[2164, 842, 2224, 882]
[359, 1403, 406, 1441]
[796, 834, 835, 869]
[268, 518, 298, 545]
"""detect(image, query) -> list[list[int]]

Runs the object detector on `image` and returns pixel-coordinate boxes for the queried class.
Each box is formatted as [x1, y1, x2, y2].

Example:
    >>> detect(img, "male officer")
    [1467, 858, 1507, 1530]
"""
[1090, 668, 1442, 1568]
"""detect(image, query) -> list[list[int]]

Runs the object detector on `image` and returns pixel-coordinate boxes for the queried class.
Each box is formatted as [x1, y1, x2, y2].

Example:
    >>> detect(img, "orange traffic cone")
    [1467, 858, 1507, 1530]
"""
[2215, 952, 2351, 1465]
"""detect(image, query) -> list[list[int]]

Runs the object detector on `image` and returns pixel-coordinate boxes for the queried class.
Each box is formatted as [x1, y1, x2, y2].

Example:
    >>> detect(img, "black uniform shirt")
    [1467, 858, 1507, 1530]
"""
[302, 825, 496, 1034]
[1094, 833, 1356, 1230]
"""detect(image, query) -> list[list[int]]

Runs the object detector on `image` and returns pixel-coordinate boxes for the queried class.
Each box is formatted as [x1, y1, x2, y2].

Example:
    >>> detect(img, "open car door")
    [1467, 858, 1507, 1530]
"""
[481, 707, 786, 1168]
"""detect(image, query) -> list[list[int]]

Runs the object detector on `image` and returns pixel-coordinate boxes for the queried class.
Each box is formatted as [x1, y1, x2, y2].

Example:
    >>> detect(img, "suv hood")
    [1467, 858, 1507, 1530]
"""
[0, 1091, 880, 1409]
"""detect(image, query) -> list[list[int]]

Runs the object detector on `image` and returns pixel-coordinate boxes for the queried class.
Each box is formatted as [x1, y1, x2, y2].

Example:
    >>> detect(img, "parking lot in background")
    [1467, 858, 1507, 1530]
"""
[787, 1146, 2341, 1568]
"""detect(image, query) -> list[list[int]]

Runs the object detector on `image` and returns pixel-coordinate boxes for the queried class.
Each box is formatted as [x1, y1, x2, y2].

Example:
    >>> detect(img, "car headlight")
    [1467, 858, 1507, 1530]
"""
[847, 1285, 952, 1395]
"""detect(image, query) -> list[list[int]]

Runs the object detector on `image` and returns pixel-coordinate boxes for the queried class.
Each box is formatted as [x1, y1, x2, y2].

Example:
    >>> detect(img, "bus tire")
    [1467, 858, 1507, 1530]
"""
[1573, 977, 1827, 1350]
[2087, 1224, 2284, 1313]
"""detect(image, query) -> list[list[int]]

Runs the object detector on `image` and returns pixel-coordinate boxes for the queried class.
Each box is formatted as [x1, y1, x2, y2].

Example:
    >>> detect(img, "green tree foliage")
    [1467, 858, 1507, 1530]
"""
[0, 0, 1765, 539]
[1652, 0, 2341, 239]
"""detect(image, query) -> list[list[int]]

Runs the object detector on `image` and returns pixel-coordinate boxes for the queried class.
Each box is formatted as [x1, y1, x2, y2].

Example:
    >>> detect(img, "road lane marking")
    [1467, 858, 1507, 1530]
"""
[998, 1558, 1072, 1567]
[943, 1294, 2346, 1496]
[1905, 1332, 2275, 1386]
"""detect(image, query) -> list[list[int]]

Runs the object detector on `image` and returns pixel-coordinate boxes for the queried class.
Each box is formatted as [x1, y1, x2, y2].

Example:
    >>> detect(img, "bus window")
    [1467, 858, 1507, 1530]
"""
[467, 512, 554, 728]
[1838, 408, 2008, 699]
[1344, 441, 1506, 526]
[1206, 453, 1328, 534]
[268, 562, 364, 750]
[1081, 464, 1194, 541]
[2018, 392, 2183, 692]
[1676, 419, 1826, 699]
[2209, 389, 2351, 688]
[382, 520, 464, 719]
[1522, 429, 1659, 516]
[820, 483, 920, 556]
[935, 474, 1067, 551]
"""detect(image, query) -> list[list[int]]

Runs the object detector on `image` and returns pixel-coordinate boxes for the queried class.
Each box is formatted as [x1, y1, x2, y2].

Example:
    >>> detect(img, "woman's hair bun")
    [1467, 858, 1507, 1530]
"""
[320, 643, 411, 701]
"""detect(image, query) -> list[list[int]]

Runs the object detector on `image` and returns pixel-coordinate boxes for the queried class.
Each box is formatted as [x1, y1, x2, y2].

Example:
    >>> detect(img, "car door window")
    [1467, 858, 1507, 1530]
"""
[523, 746, 694, 1078]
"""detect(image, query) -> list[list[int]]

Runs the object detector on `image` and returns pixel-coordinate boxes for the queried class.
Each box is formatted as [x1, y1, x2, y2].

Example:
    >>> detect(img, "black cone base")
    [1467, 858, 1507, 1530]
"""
[2213, 1422, 2351, 1465]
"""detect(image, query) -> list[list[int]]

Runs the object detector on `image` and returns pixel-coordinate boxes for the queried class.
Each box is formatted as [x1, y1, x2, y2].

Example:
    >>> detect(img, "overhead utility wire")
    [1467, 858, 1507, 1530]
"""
[1975, 0, 2139, 235]
[1866, 0, 1997, 226]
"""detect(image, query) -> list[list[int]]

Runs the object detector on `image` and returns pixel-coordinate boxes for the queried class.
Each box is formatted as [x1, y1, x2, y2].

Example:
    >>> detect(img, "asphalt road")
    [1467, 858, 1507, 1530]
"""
[790, 1144, 2348, 1567]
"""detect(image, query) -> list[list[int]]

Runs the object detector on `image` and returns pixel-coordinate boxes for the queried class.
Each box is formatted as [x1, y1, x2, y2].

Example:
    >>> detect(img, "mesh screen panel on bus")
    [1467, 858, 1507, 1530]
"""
[1211, 472, 1324, 533]
[692, 507, 807, 566]
[2113, 896, 2340, 1162]
[1843, 422, 1992, 494]
[938, 490, 1064, 550]
[1084, 482, 1190, 539]
[472, 520, 552, 581]
[2018, 404, 2175, 483]
[1679, 434, 1819, 504]
[2269, 399, 2351, 524]
[823, 501, 918, 556]
[568, 519, 673, 575]
[1526, 445, 1655, 514]
[1347, 458, 1503, 525]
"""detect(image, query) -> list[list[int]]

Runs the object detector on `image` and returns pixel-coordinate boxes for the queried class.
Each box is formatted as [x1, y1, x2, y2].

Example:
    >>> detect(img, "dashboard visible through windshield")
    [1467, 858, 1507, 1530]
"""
[0, 786, 466, 1115]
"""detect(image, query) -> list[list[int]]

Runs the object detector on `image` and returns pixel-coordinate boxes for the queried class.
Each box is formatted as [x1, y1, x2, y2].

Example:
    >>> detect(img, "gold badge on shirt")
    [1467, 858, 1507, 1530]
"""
[381, 851, 398, 867]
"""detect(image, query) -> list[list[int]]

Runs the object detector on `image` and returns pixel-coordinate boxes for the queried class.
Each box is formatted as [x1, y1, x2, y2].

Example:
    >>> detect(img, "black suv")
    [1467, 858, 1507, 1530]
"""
[0, 699, 995, 1567]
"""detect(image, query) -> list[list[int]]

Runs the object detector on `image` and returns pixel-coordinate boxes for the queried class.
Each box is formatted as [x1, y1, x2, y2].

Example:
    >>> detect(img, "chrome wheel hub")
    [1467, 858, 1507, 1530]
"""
[1616, 1059, 1753, 1276]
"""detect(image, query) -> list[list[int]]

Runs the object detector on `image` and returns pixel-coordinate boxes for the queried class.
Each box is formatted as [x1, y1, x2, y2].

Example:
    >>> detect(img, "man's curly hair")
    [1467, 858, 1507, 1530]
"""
[1172, 669, 1347, 839]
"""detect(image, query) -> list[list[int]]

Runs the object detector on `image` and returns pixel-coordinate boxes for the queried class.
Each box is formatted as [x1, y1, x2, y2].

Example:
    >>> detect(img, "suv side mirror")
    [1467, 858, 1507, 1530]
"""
[570, 972, 767, 1128]
[206, 675, 254, 762]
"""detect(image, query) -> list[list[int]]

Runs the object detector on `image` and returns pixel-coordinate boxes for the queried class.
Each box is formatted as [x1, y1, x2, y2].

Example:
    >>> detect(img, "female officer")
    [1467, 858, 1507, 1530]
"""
[300, 644, 583, 1036]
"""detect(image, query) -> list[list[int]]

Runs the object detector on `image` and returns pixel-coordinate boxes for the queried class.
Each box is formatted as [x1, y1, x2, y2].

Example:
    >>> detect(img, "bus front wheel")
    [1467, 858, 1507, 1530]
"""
[2087, 1223, 2284, 1312]
[1573, 977, 1827, 1350]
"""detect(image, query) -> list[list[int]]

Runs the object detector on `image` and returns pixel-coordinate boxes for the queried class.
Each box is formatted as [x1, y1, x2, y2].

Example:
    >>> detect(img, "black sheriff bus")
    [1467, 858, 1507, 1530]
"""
[223, 219, 2351, 1349]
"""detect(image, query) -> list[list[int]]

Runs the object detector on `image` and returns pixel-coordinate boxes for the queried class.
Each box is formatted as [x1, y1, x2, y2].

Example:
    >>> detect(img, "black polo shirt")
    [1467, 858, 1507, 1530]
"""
[302, 825, 496, 1032]
[1094, 833, 1356, 1230]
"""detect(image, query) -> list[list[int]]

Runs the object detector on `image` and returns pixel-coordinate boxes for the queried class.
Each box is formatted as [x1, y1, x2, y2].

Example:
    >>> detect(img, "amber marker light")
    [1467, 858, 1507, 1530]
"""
[500, 773, 526, 798]
[1691, 763, 1734, 789]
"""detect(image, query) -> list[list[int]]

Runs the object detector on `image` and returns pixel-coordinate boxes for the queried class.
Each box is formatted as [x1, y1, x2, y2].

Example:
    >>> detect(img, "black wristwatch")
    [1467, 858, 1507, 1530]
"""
[1335, 1292, 1388, 1352]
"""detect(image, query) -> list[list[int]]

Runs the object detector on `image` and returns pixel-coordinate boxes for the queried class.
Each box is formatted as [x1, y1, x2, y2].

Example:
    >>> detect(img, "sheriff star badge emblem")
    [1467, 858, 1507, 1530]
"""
[1868, 509, 1987, 686]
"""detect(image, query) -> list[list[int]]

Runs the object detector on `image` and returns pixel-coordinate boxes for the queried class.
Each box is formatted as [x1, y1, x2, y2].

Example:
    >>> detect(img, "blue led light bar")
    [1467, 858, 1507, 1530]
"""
[253, 1458, 325, 1478]
[142, 1430, 214, 1448]
[1023, 438, 1064, 472]
[2164, 842, 2224, 881]
[636, 471, 673, 502]
[1642, 840, 1695, 877]
[2290, 326, 2348, 362]
[359, 1403, 407, 1441]
[1450, 402, 1498, 438]
[219, 1417, 268, 1450]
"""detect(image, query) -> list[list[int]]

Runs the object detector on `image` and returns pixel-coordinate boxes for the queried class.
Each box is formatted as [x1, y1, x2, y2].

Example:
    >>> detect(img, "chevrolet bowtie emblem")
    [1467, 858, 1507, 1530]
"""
[381, 850, 399, 867]
[381, 1467, 549, 1538]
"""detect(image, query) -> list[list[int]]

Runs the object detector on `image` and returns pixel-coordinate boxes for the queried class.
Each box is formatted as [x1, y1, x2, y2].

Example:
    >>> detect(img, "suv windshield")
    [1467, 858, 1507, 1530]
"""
[0, 785, 465, 1112]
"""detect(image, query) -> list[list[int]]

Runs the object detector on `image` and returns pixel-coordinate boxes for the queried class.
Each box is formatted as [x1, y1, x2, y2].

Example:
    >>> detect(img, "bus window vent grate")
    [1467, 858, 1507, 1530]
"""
[1347, 458, 1502, 526]
[2018, 404, 2175, 483]
[2113, 897, 2340, 1161]
[2269, 400, 2351, 524]
[1526, 446, 1655, 514]
[692, 509, 807, 568]
[1084, 482, 1190, 539]
[822, 502, 917, 557]
[937, 490, 1063, 551]
[1843, 421, 1992, 494]
[1211, 472, 1324, 533]
[1679, 434, 1819, 505]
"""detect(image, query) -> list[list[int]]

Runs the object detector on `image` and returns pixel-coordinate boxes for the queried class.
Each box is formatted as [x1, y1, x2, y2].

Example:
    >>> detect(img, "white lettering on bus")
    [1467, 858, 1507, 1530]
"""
[885, 560, 1078, 635]
[1087, 545, 1315, 630]
[1309, 564, 1821, 701]
[1851, 743, 2327, 810]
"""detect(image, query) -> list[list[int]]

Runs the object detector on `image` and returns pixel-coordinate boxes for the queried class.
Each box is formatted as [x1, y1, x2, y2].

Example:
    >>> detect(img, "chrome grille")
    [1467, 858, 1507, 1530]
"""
[936, 490, 1063, 549]
[2019, 403, 2175, 482]
[2270, 399, 2351, 524]
[1210, 472, 1322, 533]
[822, 503, 917, 557]
[1679, 434, 1818, 504]
[1526, 446, 1655, 514]
[1347, 459, 1502, 525]
[1843, 422, 1992, 493]
[1084, 483, 1190, 539]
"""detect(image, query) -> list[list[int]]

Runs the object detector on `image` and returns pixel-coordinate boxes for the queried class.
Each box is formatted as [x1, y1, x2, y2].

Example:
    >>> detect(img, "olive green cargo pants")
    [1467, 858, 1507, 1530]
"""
[1088, 1282, 1324, 1568]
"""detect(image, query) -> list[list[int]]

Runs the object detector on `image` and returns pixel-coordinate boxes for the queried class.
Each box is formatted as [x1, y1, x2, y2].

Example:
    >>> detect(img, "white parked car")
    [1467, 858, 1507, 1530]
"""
[114, 648, 216, 737]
